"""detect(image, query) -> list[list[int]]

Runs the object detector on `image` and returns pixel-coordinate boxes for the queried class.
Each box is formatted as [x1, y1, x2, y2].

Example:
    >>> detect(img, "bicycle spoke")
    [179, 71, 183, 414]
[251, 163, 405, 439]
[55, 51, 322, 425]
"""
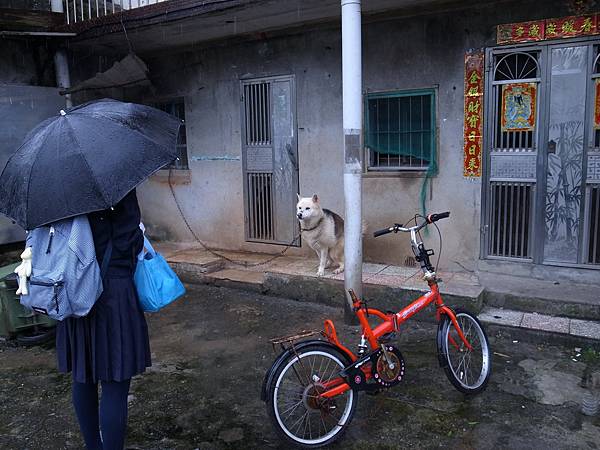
[322, 358, 332, 381]
[317, 354, 325, 379]
[290, 409, 309, 435]
[320, 411, 328, 435]
[282, 400, 304, 421]
[302, 409, 310, 438]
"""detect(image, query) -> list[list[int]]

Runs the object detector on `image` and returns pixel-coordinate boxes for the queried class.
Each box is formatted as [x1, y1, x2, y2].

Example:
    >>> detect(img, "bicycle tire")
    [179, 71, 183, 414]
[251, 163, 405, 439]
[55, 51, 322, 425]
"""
[266, 342, 357, 448]
[438, 309, 491, 395]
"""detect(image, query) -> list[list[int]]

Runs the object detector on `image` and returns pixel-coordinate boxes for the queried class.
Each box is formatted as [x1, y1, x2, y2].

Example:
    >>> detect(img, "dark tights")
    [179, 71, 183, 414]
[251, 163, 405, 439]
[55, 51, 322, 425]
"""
[72, 379, 131, 450]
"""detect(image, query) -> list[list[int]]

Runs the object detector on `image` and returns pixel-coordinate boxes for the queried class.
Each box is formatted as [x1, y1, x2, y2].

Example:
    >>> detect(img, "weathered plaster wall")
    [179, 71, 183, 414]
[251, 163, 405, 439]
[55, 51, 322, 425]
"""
[0, 38, 63, 244]
[73, 0, 576, 270]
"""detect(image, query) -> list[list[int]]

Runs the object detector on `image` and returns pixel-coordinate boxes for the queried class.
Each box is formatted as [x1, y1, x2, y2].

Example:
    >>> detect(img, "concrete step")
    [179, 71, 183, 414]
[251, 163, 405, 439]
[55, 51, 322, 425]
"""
[155, 243, 600, 345]
[262, 271, 484, 318]
[479, 307, 600, 349]
[479, 272, 600, 321]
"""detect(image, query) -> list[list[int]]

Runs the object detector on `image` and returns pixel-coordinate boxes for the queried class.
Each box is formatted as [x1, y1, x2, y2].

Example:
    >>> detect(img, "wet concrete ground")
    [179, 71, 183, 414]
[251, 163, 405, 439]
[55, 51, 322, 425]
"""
[1, 284, 599, 450]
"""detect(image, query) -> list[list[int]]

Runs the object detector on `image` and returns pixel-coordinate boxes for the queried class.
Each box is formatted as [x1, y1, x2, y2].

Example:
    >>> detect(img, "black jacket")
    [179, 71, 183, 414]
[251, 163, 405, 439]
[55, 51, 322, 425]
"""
[88, 189, 144, 272]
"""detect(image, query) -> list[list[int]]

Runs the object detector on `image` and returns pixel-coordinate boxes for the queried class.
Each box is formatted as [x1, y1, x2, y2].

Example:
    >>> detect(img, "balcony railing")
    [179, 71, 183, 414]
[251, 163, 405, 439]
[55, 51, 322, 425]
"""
[63, 0, 168, 24]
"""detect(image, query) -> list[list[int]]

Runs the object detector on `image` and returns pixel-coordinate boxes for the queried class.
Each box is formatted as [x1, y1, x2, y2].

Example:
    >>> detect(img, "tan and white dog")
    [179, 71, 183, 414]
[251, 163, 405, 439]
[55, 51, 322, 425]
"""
[297, 194, 345, 277]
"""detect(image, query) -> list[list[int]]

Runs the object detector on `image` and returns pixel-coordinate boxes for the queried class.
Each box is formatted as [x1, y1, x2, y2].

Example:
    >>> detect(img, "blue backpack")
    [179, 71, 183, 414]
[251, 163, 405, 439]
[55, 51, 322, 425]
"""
[19, 215, 108, 321]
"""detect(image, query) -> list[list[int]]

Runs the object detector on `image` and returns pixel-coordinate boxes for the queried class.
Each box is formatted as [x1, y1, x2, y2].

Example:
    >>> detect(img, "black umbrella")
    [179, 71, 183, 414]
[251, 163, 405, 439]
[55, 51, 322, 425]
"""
[0, 99, 181, 230]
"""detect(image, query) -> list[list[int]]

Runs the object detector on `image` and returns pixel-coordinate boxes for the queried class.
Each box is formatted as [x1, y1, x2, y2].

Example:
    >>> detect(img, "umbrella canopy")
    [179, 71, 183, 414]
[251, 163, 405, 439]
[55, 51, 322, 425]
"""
[0, 99, 181, 230]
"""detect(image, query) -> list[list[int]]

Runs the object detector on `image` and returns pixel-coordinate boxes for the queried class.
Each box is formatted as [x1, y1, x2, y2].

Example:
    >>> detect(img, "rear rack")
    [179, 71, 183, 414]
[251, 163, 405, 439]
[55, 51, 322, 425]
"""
[269, 329, 323, 351]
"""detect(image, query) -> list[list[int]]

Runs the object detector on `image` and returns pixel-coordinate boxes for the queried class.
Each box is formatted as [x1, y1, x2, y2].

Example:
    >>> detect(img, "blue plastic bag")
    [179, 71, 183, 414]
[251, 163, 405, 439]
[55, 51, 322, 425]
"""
[134, 236, 185, 312]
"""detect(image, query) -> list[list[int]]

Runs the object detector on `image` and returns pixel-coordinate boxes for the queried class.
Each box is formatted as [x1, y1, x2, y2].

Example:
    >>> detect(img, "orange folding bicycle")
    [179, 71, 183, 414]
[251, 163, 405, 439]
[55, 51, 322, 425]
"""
[261, 212, 491, 448]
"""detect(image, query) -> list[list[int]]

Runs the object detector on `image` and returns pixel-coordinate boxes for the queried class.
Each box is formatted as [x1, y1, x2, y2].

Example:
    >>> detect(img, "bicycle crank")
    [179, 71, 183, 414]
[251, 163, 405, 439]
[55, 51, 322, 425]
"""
[372, 345, 405, 388]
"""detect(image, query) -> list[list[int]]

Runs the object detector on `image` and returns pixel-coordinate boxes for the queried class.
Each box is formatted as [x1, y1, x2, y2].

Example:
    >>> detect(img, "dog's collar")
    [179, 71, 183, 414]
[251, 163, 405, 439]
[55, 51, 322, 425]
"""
[300, 218, 323, 232]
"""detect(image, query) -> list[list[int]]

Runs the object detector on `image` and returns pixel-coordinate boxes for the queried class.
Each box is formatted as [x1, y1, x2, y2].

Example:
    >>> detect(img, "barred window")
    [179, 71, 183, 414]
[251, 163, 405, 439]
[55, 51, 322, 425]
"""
[365, 89, 435, 171]
[152, 99, 188, 170]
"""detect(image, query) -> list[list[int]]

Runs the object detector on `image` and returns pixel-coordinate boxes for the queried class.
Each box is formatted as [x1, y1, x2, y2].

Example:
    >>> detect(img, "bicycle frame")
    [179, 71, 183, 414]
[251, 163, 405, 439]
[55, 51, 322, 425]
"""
[318, 280, 473, 399]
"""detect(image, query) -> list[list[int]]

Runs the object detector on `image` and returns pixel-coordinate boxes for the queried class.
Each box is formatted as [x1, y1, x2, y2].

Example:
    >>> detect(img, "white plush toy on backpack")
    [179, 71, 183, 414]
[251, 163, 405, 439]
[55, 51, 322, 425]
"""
[14, 247, 32, 295]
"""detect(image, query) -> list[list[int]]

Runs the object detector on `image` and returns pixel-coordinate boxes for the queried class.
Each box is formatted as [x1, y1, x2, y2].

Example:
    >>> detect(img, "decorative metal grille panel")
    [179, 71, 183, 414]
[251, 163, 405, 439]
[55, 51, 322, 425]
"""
[244, 83, 271, 146]
[488, 182, 532, 258]
[490, 153, 537, 181]
[246, 147, 272, 172]
[247, 173, 274, 241]
[588, 154, 600, 183]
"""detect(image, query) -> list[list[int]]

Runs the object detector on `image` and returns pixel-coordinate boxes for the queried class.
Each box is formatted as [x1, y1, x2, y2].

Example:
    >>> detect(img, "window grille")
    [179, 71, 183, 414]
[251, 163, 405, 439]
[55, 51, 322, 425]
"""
[152, 99, 188, 170]
[365, 90, 435, 171]
[244, 83, 271, 146]
[247, 172, 274, 241]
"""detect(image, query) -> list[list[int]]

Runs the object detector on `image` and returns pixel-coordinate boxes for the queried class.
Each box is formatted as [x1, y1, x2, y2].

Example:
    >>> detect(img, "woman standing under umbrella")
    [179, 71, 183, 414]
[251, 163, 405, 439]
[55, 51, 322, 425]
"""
[0, 100, 182, 449]
[56, 189, 151, 450]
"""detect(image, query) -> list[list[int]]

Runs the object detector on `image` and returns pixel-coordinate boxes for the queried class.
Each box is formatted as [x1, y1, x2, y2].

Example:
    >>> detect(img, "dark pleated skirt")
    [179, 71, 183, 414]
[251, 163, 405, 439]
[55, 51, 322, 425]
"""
[56, 269, 151, 384]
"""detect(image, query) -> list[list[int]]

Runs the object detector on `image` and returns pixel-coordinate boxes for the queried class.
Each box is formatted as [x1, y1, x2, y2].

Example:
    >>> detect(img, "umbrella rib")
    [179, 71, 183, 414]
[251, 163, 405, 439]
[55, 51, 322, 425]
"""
[64, 119, 112, 208]
[23, 122, 57, 230]
[82, 111, 180, 157]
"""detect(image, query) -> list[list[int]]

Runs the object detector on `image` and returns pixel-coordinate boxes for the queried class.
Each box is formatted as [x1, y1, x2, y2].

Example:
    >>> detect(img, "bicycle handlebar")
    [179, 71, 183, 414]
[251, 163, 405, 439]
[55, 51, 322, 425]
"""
[426, 211, 450, 224]
[373, 212, 450, 238]
[373, 224, 402, 238]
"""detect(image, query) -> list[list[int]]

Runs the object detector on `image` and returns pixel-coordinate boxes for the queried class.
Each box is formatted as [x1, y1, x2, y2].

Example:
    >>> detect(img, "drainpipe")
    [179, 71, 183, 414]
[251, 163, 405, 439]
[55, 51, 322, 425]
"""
[50, 0, 73, 108]
[341, 0, 362, 322]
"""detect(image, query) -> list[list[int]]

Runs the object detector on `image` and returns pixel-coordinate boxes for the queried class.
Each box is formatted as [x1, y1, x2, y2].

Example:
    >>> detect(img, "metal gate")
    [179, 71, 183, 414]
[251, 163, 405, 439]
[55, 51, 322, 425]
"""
[483, 39, 600, 267]
[241, 76, 299, 245]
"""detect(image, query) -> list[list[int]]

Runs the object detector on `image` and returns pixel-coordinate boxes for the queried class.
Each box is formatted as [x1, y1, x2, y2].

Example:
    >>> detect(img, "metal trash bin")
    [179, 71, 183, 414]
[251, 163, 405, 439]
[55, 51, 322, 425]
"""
[0, 262, 56, 343]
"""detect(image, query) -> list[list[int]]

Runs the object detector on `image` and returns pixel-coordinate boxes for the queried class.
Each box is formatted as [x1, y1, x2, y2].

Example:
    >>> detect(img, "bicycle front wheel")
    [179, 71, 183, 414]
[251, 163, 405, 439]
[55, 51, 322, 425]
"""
[438, 309, 491, 395]
[266, 343, 356, 448]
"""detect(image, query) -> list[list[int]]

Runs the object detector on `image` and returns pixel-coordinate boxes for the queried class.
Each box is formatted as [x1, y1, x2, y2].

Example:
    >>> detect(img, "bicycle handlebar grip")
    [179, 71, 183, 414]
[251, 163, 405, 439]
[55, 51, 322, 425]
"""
[373, 227, 393, 238]
[427, 211, 451, 223]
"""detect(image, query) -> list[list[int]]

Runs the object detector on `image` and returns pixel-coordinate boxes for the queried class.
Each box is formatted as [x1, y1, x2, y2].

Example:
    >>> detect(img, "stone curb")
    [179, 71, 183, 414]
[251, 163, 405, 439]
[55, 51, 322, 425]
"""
[169, 261, 600, 346]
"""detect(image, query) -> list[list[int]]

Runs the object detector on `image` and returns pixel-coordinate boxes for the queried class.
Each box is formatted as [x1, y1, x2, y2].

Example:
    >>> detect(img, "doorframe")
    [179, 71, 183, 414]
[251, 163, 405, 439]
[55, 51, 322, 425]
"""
[239, 74, 300, 246]
[481, 35, 600, 270]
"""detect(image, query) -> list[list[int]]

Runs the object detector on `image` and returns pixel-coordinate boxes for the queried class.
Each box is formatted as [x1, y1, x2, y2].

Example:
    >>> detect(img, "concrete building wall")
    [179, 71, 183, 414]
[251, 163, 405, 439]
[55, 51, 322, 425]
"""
[0, 38, 63, 244]
[70, 0, 575, 270]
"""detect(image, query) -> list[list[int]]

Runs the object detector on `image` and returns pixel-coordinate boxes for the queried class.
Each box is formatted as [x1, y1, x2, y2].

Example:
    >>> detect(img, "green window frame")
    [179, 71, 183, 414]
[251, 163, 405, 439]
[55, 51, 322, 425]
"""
[365, 89, 436, 172]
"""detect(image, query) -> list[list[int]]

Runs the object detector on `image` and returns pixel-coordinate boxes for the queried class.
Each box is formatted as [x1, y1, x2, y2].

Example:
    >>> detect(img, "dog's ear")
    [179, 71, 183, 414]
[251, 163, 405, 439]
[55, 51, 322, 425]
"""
[297, 193, 301, 202]
[312, 194, 319, 203]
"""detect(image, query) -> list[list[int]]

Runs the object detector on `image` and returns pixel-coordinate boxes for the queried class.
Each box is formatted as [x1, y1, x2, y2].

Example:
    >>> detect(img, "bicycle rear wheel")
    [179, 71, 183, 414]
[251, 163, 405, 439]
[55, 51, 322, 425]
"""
[266, 343, 356, 448]
[438, 309, 491, 394]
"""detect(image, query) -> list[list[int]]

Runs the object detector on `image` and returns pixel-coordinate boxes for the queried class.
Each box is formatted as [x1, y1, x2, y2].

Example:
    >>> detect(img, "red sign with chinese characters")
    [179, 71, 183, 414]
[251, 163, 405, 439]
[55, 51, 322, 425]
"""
[464, 50, 484, 178]
[595, 79, 600, 129]
[498, 14, 597, 44]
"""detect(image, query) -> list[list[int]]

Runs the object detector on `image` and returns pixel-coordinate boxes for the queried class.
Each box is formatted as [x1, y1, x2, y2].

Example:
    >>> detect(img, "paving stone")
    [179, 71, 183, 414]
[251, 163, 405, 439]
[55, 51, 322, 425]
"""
[521, 313, 570, 334]
[363, 263, 388, 274]
[569, 319, 600, 340]
[364, 274, 407, 287]
[478, 307, 524, 327]
[436, 271, 456, 283]
[450, 272, 480, 286]
[440, 282, 484, 299]
[380, 265, 419, 277]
